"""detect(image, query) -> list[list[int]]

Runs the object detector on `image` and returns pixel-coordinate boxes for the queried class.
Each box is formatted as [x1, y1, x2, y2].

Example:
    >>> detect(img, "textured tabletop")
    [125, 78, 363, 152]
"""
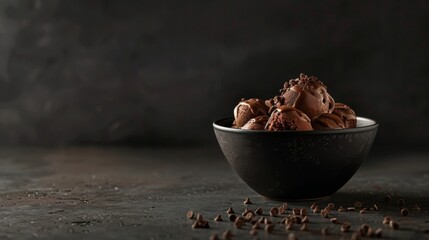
[0, 147, 428, 239]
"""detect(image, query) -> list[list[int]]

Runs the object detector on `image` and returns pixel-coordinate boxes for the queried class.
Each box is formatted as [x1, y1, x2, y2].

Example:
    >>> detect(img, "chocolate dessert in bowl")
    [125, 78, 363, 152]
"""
[213, 73, 378, 200]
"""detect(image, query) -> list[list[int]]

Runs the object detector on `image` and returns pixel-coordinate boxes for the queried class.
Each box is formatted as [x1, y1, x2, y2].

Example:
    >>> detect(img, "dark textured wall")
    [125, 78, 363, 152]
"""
[0, 0, 428, 147]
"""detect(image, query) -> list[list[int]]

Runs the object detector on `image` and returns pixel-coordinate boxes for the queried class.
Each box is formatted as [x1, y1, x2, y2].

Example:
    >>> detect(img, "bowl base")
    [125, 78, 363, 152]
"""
[263, 195, 331, 202]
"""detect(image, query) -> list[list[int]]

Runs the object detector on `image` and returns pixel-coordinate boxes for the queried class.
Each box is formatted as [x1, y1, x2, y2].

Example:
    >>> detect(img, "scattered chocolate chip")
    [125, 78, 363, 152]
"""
[373, 204, 379, 211]
[320, 209, 329, 218]
[367, 227, 375, 237]
[288, 233, 298, 240]
[338, 206, 346, 212]
[369, 207, 375, 211]
[278, 205, 286, 214]
[280, 218, 287, 224]
[244, 197, 252, 205]
[257, 217, 265, 224]
[310, 202, 317, 210]
[397, 198, 405, 206]
[196, 214, 204, 222]
[347, 207, 356, 211]
[245, 211, 255, 221]
[255, 207, 263, 215]
[302, 216, 309, 223]
[326, 203, 335, 210]
[383, 216, 391, 224]
[313, 206, 321, 213]
[390, 220, 399, 229]
[354, 201, 362, 208]
[359, 209, 366, 214]
[321, 227, 330, 235]
[300, 223, 308, 231]
[351, 232, 360, 240]
[300, 208, 307, 216]
[234, 217, 244, 229]
[264, 218, 272, 225]
[293, 216, 302, 224]
[228, 214, 237, 222]
[292, 208, 300, 215]
[186, 211, 195, 219]
[249, 229, 258, 236]
[226, 207, 235, 214]
[222, 230, 233, 240]
[375, 227, 383, 238]
[192, 219, 209, 229]
[340, 222, 351, 232]
[283, 202, 289, 210]
[285, 222, 294, 230]
[209, 233, 219, 240]
[285, 217, 294, 225]
[265, 224, 274, 233]
[401, 208, 409, 216]
[360, 224, 370, 234]
[330, 217, 339, 224]
[270, 207, 279, 216]
[252, 222, 260, 230]
[384, 194, 392, 203]
[214, 214, 223, 222]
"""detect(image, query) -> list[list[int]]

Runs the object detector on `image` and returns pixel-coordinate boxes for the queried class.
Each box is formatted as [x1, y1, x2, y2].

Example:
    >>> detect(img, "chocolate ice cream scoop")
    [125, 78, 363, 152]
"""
[241, 115, 269, 130]
[332, 103, 357, 128]
[265, 106, 313, 131]
[280, 73, 335, 119]
[233, 98, 269, 128]
[312, 113, 345, 130]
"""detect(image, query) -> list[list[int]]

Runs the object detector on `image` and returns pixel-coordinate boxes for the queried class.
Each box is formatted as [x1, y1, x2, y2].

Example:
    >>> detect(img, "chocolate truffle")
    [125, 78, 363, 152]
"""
[233, 98, 269, 128]
[312, 113, 345, 130]
[332, 103, 357, 128]
[265, 106, 313, 131]
[241, 115, 269, 130]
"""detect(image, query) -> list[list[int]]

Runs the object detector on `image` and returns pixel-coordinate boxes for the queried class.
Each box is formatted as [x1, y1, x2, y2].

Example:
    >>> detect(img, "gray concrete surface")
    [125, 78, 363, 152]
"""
[0, 147, 428, 239]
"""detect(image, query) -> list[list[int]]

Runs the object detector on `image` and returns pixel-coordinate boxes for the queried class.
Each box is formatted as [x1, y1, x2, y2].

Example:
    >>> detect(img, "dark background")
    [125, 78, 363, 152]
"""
[0, 0, 428, 150]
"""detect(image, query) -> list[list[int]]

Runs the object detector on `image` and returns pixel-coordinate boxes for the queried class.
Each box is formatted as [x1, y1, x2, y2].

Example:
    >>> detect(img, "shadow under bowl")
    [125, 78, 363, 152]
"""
[213, 117, 378, 201]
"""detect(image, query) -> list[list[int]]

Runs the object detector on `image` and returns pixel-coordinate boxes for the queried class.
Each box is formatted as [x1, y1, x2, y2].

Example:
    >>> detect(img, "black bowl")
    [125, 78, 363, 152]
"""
[213, 117, 378, 200]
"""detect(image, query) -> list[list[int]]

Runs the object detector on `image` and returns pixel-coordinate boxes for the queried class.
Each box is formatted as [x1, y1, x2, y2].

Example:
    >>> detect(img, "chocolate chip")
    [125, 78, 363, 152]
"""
[252, 222, 260, 230]
[351, 232, 360, 240]
[226, 207, 235, 214]
[186, 211, 195, 219]
[257, 216, 265, 224]
[209, 233, 219, 240]
[249, 229, 258, 236]
[382, 217, 391, 224]
[222, 230, 233, 240]
[320, 209, 329, 218]
[280, 218, 287, 224]
[397, 198, 405, 206]
[228, 214, 237, 222]
[278, 205, 286, 214]
[293, 216, 302, 224]
[354, 201, 362, 208]
[375, 227, 383, 238]
[321, 227, 330, 235]
[285, 222, 294, 230]
[367, 227, 375, 237]
[214, 214, 223, 222]
[359, 209, 366, 214]
[401, 208, 409, 216]
[360, 224, 370, 234]
[283, 202, 289, 210]
[244, 197, 252, 205]
[302, 216, 309, 223]
[300, 223, 308, 231]
[270, 207, 279, 216]
[373, 204, 379, 211]
[300, 208, 307, 216]
[255, 207, 263, 215]
[313, 206, 321, 213]
[196, 214, 204, 222]
[234, 217, 244, 229]
[264, 218, 272, 225]
[245, 211, 255, 221]
[340, 222, 351, 232]
[292, 208, 300, 215]
[192, 219, 209, 229]
[285, 217, 294, 225]
[390, 220, 399, 229]
[330, 218, 339, 224]
[384, 194, 392, 203]
[288, 233, 298, 240]
[337, 206, 345, 212]
[347, 207, 356, 211]
[265, 224, 274, 233]
[310, 202, 317, 210]
[326, 203, 335, 210]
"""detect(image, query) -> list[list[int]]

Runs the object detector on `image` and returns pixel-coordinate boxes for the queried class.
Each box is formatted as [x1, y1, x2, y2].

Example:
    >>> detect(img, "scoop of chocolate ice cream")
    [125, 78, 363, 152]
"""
[280, 73, 335, 119]
[233, 98, 269, 128]
[241, 115, 269, 130]
[332, 103, 357, 128]
[312, 113, 345, 130]
[265, 106, 313, 131]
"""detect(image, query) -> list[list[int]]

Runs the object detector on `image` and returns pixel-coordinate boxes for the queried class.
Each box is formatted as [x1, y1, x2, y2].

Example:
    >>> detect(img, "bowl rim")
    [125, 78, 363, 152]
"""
[213, 116, 378, 134]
